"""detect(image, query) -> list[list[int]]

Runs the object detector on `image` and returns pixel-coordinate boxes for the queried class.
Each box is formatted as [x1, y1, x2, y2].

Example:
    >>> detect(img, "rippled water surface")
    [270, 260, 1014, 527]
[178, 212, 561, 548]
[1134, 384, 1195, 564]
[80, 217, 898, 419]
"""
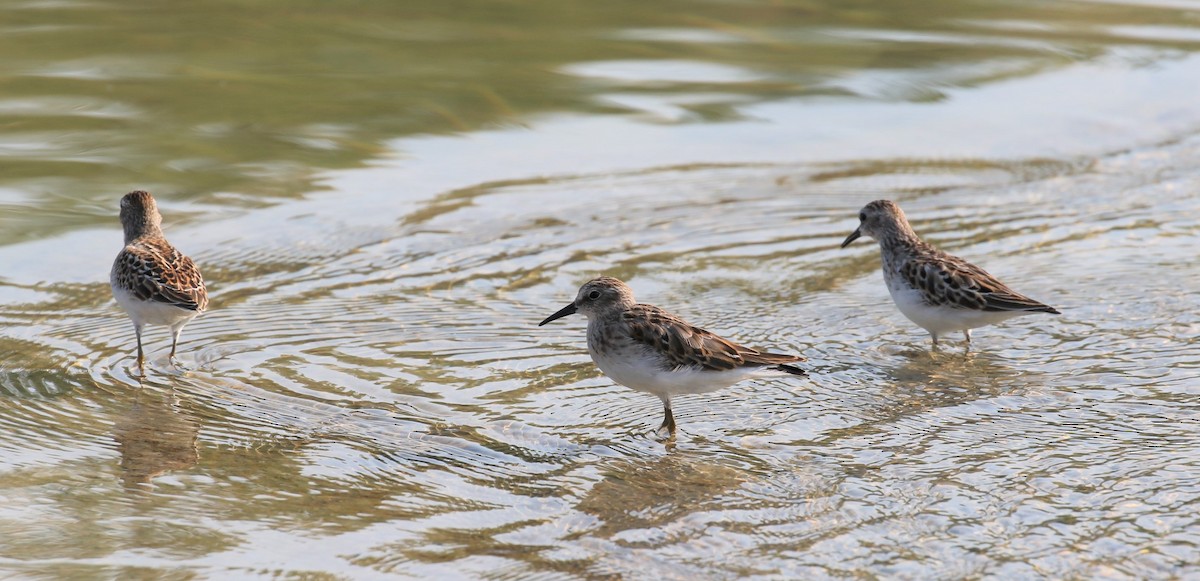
[1, 0, 1199, 578]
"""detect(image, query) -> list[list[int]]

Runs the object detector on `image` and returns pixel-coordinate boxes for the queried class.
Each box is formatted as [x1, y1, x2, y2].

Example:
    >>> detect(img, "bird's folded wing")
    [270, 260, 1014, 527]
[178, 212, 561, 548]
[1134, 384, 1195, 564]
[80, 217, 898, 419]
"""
[115, 241, 208, 312]
[903, 253, 1054, 312]
[624, 305, 801, 371]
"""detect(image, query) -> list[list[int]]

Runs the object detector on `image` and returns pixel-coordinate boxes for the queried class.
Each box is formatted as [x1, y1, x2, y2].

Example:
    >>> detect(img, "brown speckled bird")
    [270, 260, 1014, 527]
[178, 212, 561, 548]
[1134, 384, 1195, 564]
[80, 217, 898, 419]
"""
[841, 199, 1059, 346]
[539, 276, 805, 435]
[110, 190, 208, 373]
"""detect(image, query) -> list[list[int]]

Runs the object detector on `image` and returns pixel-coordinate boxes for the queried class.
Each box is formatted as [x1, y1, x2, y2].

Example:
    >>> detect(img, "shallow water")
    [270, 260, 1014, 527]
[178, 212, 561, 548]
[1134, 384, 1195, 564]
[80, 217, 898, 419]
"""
[1, 0, 1199, 578]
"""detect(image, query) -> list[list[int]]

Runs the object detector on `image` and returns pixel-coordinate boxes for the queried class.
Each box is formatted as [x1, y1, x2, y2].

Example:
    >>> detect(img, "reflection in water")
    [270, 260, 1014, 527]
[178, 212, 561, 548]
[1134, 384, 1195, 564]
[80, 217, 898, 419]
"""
[3, 0, 1200, 245]
[577, 454, 748, 537]
[112, 387, 199, 488]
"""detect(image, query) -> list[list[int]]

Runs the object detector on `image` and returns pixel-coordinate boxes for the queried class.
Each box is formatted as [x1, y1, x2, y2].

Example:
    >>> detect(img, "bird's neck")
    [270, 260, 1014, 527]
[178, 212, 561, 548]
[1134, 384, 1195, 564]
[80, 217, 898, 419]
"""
[878, 227, 923, 273]
[124, 218, 163, 245]
[586, 308, 629, 345]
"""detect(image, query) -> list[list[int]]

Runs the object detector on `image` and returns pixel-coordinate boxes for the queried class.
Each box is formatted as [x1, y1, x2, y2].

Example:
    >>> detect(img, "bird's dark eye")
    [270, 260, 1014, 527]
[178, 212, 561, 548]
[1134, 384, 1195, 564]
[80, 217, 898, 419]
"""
[858, 212, 866, 222]
[588, 290, 601, 300]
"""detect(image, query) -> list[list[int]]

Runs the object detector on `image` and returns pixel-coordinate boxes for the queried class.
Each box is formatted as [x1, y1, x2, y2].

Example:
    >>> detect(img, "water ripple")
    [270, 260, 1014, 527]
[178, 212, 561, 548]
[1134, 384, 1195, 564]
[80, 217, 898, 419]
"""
[2, 135, 1200, 578]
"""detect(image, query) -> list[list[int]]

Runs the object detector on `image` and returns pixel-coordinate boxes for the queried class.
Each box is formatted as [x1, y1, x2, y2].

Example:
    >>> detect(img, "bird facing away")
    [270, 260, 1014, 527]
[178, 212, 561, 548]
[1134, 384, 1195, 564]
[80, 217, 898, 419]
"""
[538, 276, 805, 436]
[110, 190, 208, 373]
[841, 199, 1059, 346]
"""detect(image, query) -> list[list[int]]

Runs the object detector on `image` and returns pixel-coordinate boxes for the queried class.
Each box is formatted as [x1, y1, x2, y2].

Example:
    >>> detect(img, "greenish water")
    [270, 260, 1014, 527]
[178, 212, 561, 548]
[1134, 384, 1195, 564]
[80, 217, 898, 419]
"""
[1, 0, 1199, 578]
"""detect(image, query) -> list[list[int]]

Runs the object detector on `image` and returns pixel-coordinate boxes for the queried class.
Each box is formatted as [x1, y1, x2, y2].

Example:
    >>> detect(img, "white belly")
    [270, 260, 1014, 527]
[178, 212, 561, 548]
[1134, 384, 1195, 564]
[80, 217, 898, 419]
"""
[589, 343, 776, 398]
[111, 282, 198, 328]
[888, 285, 1024, 335]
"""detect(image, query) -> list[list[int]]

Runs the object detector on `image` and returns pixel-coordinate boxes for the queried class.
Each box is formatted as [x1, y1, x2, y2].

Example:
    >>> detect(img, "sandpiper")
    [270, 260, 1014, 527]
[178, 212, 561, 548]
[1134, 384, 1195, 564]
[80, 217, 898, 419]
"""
[841, 199, 1059, 346]
[111, 190, 208, 373]
[538, 276, 805, 436]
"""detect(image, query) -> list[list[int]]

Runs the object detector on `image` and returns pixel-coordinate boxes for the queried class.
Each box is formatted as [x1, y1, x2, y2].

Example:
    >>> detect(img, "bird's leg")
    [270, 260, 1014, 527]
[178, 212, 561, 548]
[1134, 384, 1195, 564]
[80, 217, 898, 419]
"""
[964, 329, 972, 344]
[657, 395, 677, 438]
[169, 322, 185, 368]
[930, 332, 940, 349]
[134, 322, 145, 375]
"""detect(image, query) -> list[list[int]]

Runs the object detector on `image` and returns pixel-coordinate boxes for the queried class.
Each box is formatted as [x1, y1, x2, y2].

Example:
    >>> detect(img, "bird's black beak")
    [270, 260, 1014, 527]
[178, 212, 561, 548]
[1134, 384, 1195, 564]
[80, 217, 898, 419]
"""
[840, 227, 862, 249]
[538, 302, 577, 326]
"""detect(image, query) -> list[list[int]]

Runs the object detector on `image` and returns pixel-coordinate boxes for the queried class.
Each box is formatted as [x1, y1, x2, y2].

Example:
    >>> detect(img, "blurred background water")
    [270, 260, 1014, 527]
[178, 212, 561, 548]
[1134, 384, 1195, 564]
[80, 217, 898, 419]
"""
[0, 0, 1198, 578]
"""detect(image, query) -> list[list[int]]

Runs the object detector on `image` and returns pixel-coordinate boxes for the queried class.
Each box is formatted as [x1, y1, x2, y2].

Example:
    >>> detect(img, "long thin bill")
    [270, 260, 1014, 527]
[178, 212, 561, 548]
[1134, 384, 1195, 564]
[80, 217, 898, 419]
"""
[840, 227, 862, 248]
[538, 302, 577, 326]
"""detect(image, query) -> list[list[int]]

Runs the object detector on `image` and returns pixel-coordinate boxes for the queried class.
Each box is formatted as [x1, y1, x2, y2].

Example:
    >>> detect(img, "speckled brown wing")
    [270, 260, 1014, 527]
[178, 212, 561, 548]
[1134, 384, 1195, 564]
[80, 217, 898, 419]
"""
[623, 304, 803, 372]
[115, 238, 208, 312]
[901, 249, 1058, 313]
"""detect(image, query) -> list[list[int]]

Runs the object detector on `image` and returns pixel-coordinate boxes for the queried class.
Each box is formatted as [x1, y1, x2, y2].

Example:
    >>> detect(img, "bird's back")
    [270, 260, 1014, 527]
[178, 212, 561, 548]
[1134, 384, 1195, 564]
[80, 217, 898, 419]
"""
[112, 236, 208, 313]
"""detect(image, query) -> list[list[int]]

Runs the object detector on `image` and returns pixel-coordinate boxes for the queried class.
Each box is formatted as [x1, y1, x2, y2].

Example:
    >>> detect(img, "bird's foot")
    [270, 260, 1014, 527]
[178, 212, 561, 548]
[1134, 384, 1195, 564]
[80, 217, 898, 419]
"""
[168, 356, 193, 374]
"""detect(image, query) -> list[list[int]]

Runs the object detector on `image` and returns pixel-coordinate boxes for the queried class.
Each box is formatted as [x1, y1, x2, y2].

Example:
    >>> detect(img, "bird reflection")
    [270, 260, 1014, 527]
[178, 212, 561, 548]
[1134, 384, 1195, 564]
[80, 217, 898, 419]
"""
[886, 348, 1028, 399]
[576, 453, 748, 536]
[112, 386, 199, 488]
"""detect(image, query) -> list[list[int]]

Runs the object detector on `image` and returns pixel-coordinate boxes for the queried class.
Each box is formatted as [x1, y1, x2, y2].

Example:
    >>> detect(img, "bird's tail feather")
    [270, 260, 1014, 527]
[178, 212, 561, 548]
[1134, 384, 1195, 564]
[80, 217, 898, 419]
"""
[771, 363, 807, 376]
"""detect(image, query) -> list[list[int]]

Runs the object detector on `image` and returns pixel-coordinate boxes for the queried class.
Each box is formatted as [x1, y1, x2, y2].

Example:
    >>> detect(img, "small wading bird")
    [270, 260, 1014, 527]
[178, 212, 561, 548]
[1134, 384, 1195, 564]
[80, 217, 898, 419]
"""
[539, 276, 805, 436]
[111, 191, 208, 374]
[841, 199, 1059, 347]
